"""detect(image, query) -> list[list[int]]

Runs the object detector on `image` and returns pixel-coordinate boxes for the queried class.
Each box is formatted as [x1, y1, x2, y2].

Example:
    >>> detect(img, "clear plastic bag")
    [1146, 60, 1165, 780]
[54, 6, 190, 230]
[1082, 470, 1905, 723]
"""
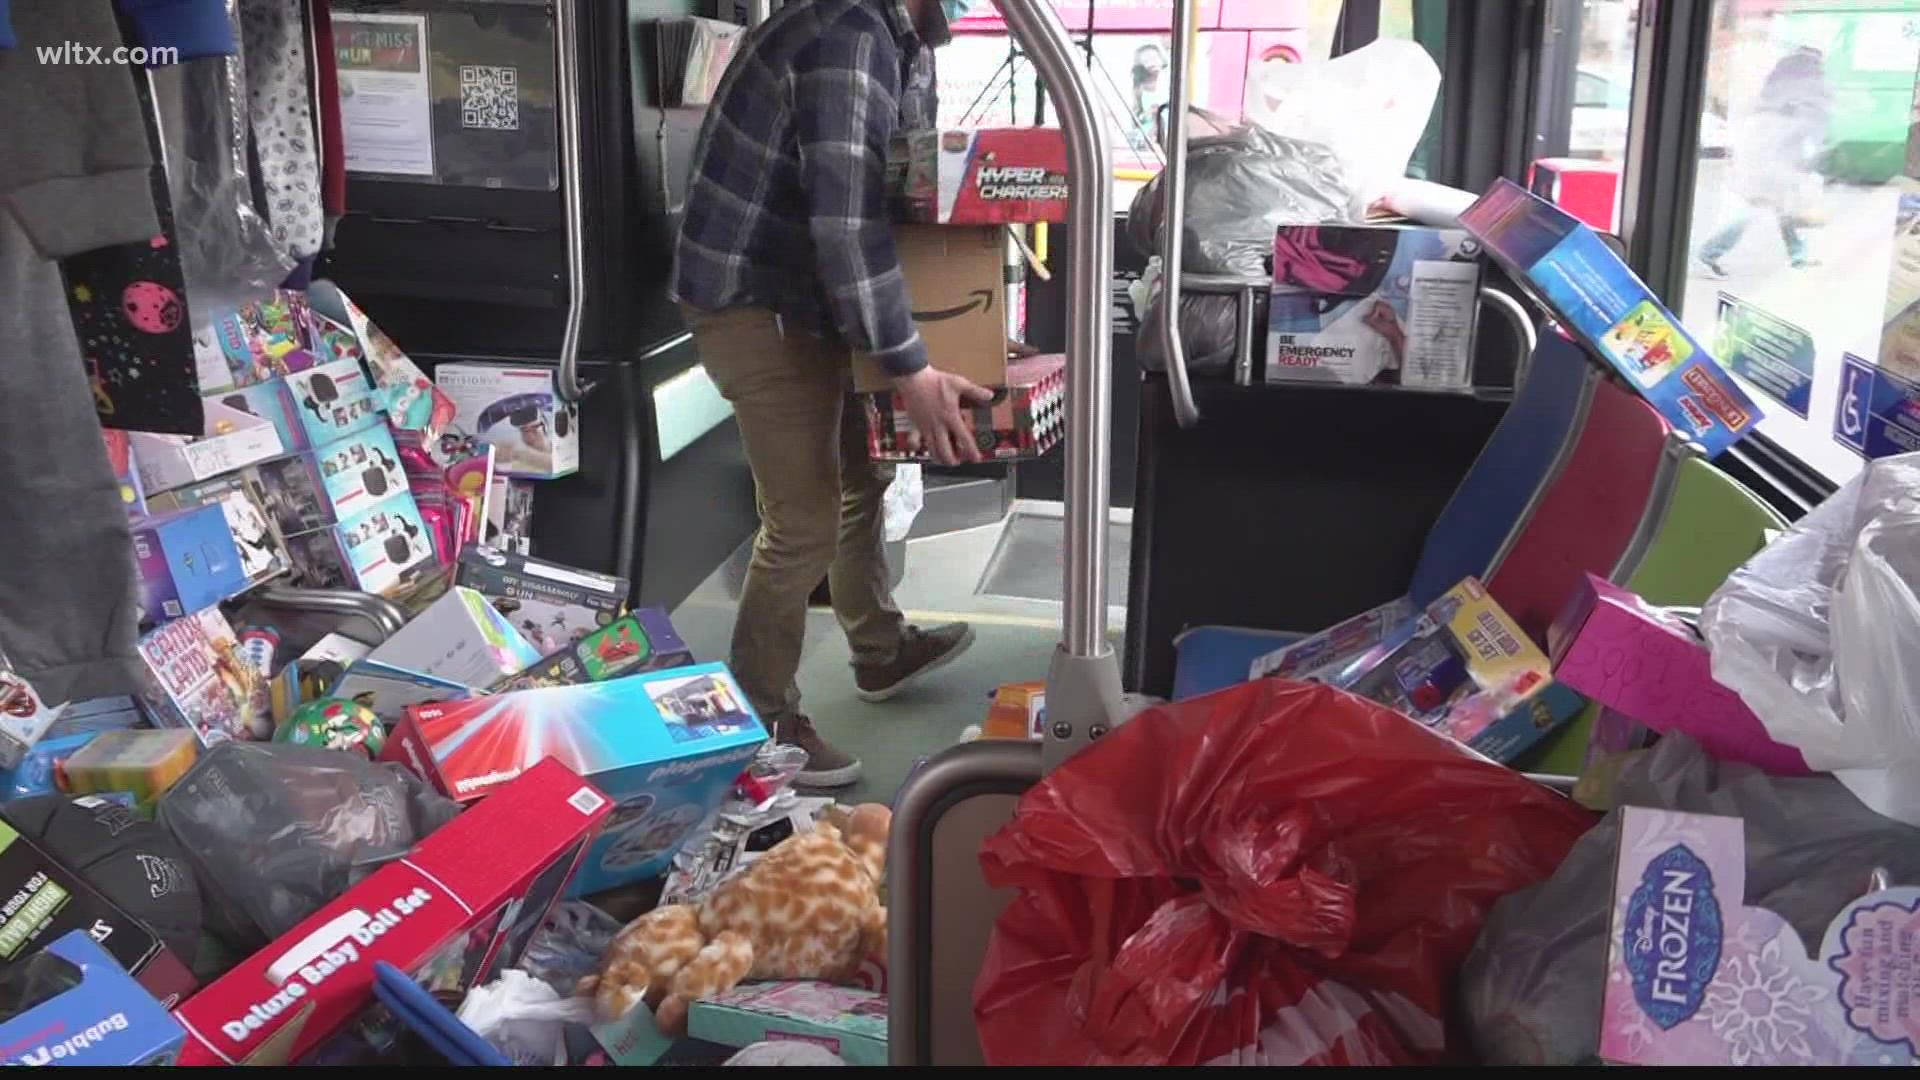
[520, 901, 625, 996]
[882, 463, 923, 543]
[457, 969, 597, 1067]
[1700, 450, 1920, 825]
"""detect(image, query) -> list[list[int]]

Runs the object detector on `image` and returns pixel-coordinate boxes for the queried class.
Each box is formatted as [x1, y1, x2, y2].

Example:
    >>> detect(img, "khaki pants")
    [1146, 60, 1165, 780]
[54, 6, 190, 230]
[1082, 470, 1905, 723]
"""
[684, 306, 904, 727]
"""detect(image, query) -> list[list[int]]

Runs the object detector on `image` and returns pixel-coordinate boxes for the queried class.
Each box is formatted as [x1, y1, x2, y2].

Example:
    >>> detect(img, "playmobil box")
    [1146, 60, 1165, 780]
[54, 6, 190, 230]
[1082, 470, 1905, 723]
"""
[130, 503, 250, 624]
[0, 931, 186, 1066]
[284, 491, 437, 598]
[863, 353, 1065, 462]
[1601, 808, 1920, 1065]
[384, 663, 767, 895]
[455, 546, 629, 657]
[171, 759, 611, 1066]
[128, 400, 286, 495]
[491, 608, 694, 692]
[135, 608, 258, 746]
[1249, 595, 1420, 684]
[688, 981, 888, 1065]
[141, 471, 291, 590]
[888, 126, 1069, 225]
[255, 424, 411, 534]
[1550, 573, 1810, 776]
[1460, 179, 1762, 456]
[1266, 225, 1483, 390]
[435, 364, 579, 479]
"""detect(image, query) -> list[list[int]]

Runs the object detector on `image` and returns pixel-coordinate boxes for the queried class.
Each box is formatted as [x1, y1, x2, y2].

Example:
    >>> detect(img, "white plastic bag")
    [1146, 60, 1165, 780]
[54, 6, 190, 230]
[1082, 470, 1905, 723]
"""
[1701, 451, 1920, 824]
[1243, 39, 1440, 217]
[882, 463, 923, 542]
[456, 969, 598, 1067]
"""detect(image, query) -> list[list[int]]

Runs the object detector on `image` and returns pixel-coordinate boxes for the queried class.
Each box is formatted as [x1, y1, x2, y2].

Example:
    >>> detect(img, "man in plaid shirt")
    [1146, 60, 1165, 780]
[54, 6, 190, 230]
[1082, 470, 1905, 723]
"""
[674, 0, 985, 787]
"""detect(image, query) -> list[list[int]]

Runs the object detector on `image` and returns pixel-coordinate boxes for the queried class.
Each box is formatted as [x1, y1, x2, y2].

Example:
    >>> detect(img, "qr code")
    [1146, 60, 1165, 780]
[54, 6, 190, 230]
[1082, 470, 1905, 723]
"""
[459, 64, 520, 130]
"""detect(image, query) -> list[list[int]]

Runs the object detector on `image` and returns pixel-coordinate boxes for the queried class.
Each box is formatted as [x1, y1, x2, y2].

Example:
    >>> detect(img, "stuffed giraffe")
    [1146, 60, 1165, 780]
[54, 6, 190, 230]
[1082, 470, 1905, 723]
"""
[582, 803, 890, 1035]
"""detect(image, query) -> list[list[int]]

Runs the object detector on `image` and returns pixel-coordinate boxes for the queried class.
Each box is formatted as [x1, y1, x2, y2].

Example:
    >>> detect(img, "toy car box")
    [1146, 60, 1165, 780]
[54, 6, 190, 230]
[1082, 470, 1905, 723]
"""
[140, 471, 291, 590]
[135, 607, 256, 747]
[255, 424, 410, 534]
[171, 759, 611, 1066]
[864, 353, 1065, 462]
[435, 364, 580, 479]
[283, 491, 437, 598]
[687, 981, 887, 1066]
[491, 608, 694, 692]
[888, 126, 1069, 225]
[127, 400, 286, 495]
[130, 503, 250, 623]
[0, 817, 196, 1007]
[383, 662, 767, 895]
[454, 546, 629, 657]
[0, 931, 186, 1066]
[1460, 178, 1762, 456]
[1266, 224, 1483, 390]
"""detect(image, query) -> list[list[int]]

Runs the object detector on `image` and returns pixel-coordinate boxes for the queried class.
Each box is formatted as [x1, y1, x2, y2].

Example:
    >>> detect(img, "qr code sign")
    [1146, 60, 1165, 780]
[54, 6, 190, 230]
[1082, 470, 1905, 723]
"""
[460, 65, 520, 130]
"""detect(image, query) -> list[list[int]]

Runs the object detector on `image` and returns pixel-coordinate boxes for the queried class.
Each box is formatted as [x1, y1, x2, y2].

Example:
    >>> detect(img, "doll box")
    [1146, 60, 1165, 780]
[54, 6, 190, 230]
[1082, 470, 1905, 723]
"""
[454, 545, 629, 657]
[384, 662, 768, 895]
[1601, 808, 1920, 1065]
[687, 981, 887, 1065]
[435, 364, 580, 479]
[1249, 595, 1420, 684]
[888, 126, 1069, 225]
[0, 931, 186, 1066]
[128, 401, 286, 495]
[255, 424, 411, 534]
[863, 354, 1065, 462]
[171, 759, 611, 1066]
[490, 608, 694, 692]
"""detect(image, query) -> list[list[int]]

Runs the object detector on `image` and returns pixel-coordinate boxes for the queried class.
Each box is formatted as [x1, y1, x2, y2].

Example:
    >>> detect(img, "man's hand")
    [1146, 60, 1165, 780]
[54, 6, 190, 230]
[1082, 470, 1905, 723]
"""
[893, 366, 994, 466]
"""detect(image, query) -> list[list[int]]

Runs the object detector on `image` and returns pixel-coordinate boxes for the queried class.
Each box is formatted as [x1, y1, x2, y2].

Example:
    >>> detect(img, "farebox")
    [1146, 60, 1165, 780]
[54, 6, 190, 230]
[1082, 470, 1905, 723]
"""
[171, 759, 611, 1066]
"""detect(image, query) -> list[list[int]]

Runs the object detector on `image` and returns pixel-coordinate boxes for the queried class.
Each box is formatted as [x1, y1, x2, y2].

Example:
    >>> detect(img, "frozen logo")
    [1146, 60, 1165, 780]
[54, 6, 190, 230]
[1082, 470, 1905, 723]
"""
[1625, 843, 1723, 1029]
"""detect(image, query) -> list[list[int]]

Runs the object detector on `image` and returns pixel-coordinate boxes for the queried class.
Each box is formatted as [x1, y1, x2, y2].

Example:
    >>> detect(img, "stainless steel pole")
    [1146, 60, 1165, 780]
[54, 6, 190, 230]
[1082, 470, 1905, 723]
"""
[1155, 0, 1202, 426]
[554, 0, 589, 403]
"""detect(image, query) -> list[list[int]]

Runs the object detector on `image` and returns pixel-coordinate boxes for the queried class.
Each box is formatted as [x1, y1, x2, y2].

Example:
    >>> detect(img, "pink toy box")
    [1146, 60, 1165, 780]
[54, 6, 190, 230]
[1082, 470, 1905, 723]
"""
[1602, 807, 1920, 1066]
[1549, 573, 1809, 776]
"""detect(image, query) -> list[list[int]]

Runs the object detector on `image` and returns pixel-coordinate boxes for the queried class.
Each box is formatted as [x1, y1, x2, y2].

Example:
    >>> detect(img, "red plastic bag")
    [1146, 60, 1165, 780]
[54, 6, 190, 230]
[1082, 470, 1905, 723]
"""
[974, 680, 1595, 1065]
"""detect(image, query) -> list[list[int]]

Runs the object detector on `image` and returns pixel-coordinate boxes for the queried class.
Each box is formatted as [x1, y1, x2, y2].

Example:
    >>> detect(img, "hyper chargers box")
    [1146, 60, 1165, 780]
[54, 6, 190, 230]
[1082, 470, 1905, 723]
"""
[1461, 178, 1763, 456]
[0, 931, 186, 1066]
[888, 126, 1069, 225]
[1266, 225, 1483, 390]
[435, 365, 580, 479]
[384, 663, 767, 894]
[131, 503, 249, 624]
[255, 424, 410, 534]
[455, 545, 629, 657]
[171, 759, 611, 1066]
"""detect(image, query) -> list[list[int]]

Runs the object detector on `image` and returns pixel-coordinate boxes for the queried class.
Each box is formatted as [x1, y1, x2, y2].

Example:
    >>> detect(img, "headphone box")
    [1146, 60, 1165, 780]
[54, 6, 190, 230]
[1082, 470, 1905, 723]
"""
[283, 491, 437, 599]
[130, 503, 250, 625]
[435, 364, 579, 480]
[282, 359, 385, 449]
[255, 425, 411, 534]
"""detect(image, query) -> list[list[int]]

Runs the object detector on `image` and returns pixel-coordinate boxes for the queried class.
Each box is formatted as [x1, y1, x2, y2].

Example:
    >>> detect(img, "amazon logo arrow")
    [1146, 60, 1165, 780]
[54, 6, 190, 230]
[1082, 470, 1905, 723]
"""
[913, 289, 996, 322]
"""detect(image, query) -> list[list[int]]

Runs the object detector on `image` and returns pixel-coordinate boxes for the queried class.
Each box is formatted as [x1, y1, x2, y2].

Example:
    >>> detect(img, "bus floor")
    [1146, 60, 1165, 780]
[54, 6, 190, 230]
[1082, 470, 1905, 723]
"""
[669, 500, 1131, 803]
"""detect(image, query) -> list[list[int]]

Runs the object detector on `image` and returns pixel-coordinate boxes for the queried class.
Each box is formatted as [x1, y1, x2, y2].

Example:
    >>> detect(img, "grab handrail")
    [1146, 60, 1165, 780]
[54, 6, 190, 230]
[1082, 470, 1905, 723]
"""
[554, 0, 589, 403]
[1153, 0, 1202, 427]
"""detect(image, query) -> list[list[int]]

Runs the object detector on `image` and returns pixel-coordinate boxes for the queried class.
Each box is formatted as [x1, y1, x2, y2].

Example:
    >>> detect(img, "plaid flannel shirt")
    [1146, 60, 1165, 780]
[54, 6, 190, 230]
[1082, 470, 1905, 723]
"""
[672, 0, 938, 377]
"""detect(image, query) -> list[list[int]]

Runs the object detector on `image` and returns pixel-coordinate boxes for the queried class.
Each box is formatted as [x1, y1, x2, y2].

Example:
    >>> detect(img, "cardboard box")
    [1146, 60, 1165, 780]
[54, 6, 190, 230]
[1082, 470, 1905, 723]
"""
[127, 401, 286, 495]
[981, 681, 1045, 741]
[268, 634, 370, 730]
[255, 425, 410, 534]
[1460, 179, 1762, 456]
[888, 127, 1069, 225]
[455, 546, 629, 657]
[863, 353, 1064, 462]
[330, 587, 540, 722]
[851, 225, 1008, 393]
[491, 608, 694, 692]
[384, 662, 767, 894]
[130, 504, 249, 624]
[0, 931, 186, 1065]
[436, 364, 580, 479]
[140, 471, 291, 590]
[171, 759, 612, 1066]
[135, 608, 257, 746]
[1266, 224, 1483, 389]
[687, 981, 887, 1065]
[1549, 573, 1809, 776]
[1600, 808, 1920, 1065]
[284, 491, 437, 598]
[0, 819, 196, 1008]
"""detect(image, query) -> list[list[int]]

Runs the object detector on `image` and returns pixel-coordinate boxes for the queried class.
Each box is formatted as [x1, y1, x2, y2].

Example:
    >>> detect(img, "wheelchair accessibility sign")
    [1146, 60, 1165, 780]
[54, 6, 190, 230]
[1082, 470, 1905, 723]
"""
[1833, 352, 1920, 459]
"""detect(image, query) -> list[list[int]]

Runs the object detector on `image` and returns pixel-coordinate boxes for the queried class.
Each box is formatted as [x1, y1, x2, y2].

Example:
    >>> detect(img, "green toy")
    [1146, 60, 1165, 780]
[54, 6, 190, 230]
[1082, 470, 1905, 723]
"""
[275, 697, 385, 757]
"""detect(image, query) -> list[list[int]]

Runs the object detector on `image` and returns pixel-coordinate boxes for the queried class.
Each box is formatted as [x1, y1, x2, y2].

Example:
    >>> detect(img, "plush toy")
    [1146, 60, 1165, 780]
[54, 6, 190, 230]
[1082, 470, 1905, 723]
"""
[583, 803, 890, 1035]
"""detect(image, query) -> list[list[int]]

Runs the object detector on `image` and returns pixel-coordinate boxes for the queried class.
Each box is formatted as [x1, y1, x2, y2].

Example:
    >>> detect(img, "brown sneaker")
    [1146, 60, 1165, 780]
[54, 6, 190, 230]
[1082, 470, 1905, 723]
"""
[854, 623, 977, 703]
[778, 715, 863, 788]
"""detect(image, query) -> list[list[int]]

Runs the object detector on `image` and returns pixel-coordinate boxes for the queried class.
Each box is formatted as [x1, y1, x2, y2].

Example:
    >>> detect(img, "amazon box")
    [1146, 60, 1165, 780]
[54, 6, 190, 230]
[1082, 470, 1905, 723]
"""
[852, 225, 1007, 393]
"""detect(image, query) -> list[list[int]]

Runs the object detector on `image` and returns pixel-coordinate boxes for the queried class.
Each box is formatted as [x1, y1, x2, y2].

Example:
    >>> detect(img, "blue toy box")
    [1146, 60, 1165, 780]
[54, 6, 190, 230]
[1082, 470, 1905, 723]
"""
[1460, 179, 1762, 456]
[0, 931, 185, 1066]
[130, 503, 249, 623]
[384, 662, 767, 895]
[255, 424, 410, 534]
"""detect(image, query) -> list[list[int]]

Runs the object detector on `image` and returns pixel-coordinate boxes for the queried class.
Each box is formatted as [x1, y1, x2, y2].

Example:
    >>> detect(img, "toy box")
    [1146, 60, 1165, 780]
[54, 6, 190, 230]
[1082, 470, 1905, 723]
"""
[171, 759, 611, 1066]
[1460, 179, 1762, 456]
[0, 672, 59, 773]
[102, 430, 146, 520]
[687, 981, 887, 1065]
[212, 292, 311, 389]
[0, 734, 107, 802]
[435, 364, 580, 479]
[1248, 595, 1420, 683]
[281, 358, 384, 448]
[141, 471, 290, 590]
[284, 491, 437, 598]
[454, 546, 629, 657]
[1601, 807, 1920, 1065]
[332, 588, 540, 722]
[981, 681, 1045, 741]
[491, 608, 694, 692]
[59, 729, 200, 803]
[255, 425, 410, 534]
[131, 503, 250, 624]
[127, 401, 286, 495]
[0, 816, 196, 1006]
[1265, 225, 1483, 390]
[1329, 578, 1585, 763]
[384, 663, 768, 894]
[0, 931, 186, 1066]
[135, 608, 257, 747]
[863, 353, 1065, 462]
[888, 126, 1069, 225]
[1550, 573, 1809, 776]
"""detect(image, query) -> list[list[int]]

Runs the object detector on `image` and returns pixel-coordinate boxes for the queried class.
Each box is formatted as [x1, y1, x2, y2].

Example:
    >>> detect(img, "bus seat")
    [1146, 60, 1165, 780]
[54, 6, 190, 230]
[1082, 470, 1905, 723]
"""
[1169, 625, 1304, 701]
[1484, 377, 1673, 644]
[1523, 455, 1786, 774]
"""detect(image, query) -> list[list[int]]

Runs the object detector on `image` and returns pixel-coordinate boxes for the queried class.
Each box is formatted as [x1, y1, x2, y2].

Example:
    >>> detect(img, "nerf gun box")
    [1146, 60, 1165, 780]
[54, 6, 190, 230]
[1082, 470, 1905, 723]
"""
[171, 759, 611, 1066]
[491, 608, 694, 692]
[0, 931, 186, 1065]
[888, 126, 1069, 225]
[455, 546, 629, 658]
